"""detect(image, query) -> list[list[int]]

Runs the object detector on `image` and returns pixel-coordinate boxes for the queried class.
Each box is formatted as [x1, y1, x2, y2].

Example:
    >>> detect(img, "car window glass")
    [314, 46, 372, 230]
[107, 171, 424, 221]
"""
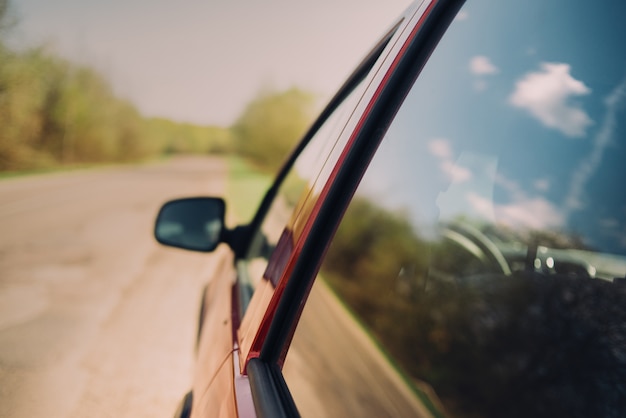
[284, 1, 626, 416]
[241, 78, 368, 294]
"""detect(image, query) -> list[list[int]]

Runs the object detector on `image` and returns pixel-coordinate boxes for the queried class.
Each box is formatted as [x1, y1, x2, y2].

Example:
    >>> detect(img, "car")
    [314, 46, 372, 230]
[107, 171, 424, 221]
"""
[155, 0, 626, 416]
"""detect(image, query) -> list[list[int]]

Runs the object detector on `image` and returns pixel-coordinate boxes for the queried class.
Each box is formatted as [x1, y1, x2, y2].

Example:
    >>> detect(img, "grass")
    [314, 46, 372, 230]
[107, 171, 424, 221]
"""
[225, 156, 273, 224]
[0, 162, 119, 181]
[0, 156, 170, 181]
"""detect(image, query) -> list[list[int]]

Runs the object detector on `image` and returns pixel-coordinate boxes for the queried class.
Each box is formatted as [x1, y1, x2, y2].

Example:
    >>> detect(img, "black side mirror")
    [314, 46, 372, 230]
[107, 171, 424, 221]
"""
[154, 197, 226, 252]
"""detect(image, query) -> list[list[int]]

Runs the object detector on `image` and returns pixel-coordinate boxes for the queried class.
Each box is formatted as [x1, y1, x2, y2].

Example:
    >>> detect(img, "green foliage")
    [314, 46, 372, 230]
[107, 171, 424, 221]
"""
[1, 0, 319, 172]
[0, 0, 234, 172]
[0, 48, 153, 169]
[226, 156, 272, 224]
[144, 118, 234, 156]
[0, 42, 234, 172]
[320, 197, 621, 417]
[0, 0, 15, 35]
[0, 0, 320, 173]
[0, 47, 58, 168]
[232, 87, 315, 172]
[323, 197, 431, 328]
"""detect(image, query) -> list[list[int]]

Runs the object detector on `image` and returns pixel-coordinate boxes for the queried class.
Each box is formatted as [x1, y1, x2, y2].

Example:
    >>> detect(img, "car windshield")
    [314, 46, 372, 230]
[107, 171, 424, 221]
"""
[284, 0, 626, 417]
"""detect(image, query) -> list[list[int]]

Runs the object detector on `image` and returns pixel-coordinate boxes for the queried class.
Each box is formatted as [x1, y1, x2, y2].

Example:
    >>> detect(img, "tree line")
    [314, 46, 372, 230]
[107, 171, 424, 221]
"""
[0, 42, 235, 171]
[0, 0, 314, 173]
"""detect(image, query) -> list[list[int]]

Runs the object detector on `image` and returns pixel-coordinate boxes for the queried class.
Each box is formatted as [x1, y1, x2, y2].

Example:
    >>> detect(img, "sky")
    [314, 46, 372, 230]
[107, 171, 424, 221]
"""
[9, 0, 412, 126]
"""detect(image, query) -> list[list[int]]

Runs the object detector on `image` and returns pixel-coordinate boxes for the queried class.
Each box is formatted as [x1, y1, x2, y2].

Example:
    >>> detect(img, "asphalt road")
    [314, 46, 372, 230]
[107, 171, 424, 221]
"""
[0, 156, 226, 418]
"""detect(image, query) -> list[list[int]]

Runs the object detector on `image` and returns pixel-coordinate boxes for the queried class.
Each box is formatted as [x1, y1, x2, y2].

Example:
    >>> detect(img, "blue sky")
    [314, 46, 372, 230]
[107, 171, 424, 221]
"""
[9, 0, 411, 126]
[362, 0, 626, 256]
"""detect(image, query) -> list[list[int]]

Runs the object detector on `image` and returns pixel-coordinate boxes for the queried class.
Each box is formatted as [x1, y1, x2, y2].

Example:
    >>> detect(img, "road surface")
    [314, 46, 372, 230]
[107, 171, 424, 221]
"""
[0, 156, 226, 418]
[0, 155, 433, 418]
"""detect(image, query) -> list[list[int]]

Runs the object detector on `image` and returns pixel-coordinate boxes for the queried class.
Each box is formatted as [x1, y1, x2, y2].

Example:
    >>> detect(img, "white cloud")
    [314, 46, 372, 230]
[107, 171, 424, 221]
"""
[467, 192, 564, 231]
[428, 138, 453, 159]
[466, 193, 495, 222]
[509, 62, 593, 137]
[533, 179, 550, 192]
[469, 55, 499, 76]
[442, 161, 472, 183]
[428, 138, 472, 183]
[470, 173, 565, 230]
[496, 197, 565, 230]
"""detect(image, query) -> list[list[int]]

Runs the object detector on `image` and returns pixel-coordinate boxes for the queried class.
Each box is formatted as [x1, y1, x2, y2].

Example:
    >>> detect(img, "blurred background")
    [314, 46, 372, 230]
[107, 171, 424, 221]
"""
[1, 0, 411, 170]
[0, 0, 410, 417]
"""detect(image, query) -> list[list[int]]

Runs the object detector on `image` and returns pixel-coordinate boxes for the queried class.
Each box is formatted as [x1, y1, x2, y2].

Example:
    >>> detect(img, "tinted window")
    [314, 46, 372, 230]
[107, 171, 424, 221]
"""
[284, 1, 626, 416]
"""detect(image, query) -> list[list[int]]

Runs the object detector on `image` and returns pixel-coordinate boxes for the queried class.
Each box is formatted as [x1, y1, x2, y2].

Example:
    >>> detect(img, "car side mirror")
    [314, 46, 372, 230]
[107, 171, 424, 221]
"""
[154, 197, 226, 252]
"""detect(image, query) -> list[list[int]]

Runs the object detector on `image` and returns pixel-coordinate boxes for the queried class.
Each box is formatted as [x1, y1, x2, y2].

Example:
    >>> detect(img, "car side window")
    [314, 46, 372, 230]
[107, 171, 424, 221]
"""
[238, 77, 369, 307]
[283, 0, 626, 416]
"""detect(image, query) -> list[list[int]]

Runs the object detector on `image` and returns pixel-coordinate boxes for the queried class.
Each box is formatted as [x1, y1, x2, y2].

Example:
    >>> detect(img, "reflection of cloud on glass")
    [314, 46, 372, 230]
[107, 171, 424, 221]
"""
[468, 191, 564, 230]
[442, 161, 472, 182]
[565, 76, 626, 212]
[468, 173, 564, 230]
[428, 138, 472, 183]
[533, 179, 550, 192]
[466, 192, 494, 220]
[428, 138, 453, 159]
[509, 62, 593, 137]
[469, 56, 498, 92]
[469, 55, 499, 76]
[437, 153, 497, 222]
[454, 10, 469, 21]
[496, 196, 564, 230]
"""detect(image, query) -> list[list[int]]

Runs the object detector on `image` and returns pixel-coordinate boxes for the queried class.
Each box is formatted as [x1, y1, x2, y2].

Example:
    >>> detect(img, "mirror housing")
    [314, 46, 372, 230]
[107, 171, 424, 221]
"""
[154, 197, 226, 252]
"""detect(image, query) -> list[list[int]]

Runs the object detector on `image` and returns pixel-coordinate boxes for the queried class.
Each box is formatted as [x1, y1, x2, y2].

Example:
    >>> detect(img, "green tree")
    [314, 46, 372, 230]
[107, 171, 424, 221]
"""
[232, 87, 315, 171]
[143, 118, 234, 155]
[0, 1, 233, 172]
[0, 47, 56, 169]
[0, 0, 15, 36]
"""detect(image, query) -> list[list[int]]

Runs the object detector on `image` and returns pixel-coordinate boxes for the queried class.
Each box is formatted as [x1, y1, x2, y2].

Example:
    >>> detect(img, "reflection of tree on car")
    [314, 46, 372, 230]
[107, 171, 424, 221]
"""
[414, 273, 626, 418]
[321, 196, 626, 418]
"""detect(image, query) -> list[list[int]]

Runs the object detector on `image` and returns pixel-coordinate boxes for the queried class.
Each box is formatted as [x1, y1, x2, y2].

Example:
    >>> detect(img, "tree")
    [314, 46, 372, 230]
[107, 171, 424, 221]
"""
[0, 0, 16, 36]
[232, 87, 315, 172]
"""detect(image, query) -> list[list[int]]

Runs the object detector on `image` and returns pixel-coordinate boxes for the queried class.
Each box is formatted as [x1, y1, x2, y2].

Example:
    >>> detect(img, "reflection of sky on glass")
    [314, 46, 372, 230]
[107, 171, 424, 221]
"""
[360, 0, 626, 255]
